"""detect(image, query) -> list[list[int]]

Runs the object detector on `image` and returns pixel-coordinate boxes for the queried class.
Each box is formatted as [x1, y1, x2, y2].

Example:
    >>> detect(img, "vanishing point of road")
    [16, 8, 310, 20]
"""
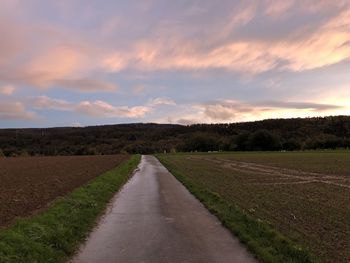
[72, 155, 257, 263]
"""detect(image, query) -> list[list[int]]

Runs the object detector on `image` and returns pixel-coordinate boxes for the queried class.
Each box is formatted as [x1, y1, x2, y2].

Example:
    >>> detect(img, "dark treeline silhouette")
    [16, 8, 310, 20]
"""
[0, 116, 349, 156]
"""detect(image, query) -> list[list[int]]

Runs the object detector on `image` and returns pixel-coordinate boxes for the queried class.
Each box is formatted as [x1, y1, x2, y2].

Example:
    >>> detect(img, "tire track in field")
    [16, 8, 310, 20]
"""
[188, 156, 350, 189]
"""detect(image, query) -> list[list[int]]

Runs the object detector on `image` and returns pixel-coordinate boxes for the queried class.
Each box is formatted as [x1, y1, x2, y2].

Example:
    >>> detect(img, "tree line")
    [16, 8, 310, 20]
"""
[0, 116, 349, 156]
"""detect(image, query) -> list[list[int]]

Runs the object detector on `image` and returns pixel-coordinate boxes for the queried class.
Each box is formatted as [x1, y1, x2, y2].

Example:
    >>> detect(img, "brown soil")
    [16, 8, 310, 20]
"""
[0, 155, 130, 228]
[189, 156, 350, 188]
[182, 155, 350, 262]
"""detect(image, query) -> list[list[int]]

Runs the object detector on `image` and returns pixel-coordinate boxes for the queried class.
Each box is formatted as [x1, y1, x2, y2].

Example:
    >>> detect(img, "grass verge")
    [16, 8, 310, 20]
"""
[156, 154, 318, 263]
[0, 155, 140, 263]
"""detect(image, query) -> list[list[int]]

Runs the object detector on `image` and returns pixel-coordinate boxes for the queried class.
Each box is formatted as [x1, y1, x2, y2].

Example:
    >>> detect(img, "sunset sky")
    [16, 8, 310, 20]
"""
[0, 0, 349, 128]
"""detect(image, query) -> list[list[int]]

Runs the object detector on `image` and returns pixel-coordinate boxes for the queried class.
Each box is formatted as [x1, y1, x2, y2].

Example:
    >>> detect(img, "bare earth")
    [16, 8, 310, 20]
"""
[72, 155, 257, 263]
[190, 156, 350, 188]
[0, 155, 129, 228]
[165, 153, 350, 262]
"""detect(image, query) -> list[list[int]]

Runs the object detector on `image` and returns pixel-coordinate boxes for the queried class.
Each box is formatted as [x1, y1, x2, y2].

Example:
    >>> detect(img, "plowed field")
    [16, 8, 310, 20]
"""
[159, 151, 350, 263]
[0, 155, 129, 228]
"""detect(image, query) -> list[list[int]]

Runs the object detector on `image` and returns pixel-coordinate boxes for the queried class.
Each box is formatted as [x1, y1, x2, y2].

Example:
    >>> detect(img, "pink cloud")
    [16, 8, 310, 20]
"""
[101, 53, 127, 72]
[0, 85, 15, 95]
[0, 0, 350, 95]
[100, 2, 350, 75]
[0, 101, 37, 120]
[0, 18, 24, 65]
[26, 45, 88, 87]
[0, 18, 117, 93]
[28, 96, 73, 111]
[145, 7, 350, 73]
[264, 0, 295, 18]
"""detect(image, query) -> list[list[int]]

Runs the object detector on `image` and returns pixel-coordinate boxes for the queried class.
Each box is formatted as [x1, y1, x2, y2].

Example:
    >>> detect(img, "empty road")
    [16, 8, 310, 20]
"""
[72, 155, 257, 263]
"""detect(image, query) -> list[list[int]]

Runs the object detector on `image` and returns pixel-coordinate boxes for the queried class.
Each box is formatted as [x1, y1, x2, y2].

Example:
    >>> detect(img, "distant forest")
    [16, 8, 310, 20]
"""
[0, 116, 349, 156]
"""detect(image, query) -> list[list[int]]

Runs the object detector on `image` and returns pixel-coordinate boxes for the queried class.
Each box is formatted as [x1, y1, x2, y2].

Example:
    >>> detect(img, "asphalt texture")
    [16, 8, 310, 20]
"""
[72, 155, 258, 263]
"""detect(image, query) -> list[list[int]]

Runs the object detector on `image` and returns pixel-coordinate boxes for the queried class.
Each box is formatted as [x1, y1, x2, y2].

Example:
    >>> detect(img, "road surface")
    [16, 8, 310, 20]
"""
[72, 155, 257, 263]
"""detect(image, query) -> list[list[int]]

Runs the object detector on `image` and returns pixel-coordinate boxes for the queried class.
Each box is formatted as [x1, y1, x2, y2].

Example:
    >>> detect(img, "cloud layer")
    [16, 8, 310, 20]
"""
[0, 102, 37, 121]
[19, 96, 175, 120]
[161, 100, 346, 125]
[0, 0, 349, 127]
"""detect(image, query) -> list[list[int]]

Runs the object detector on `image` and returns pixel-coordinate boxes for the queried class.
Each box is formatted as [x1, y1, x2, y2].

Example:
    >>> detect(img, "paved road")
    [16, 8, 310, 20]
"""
[72, 155, 257, 263]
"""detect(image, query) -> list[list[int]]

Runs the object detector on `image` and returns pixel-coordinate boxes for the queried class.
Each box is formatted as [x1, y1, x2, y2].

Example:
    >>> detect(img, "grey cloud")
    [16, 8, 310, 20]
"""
[147, 97, 176, 107]
[75, 101, 150, 118]
[27, 96, 73, 111]
[255, 101, 344, 111]
[0, 69, 118, 93]
[23, 96, 152, 119]
[176, 118, 196, 125]
[54, 78, 118, 92]
[199, 100, 344, 120]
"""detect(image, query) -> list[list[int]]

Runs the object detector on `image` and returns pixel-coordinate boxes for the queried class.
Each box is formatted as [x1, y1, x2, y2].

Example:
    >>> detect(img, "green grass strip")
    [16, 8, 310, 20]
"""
[0, 155, 141, 263]
[156, 155, 319, 263]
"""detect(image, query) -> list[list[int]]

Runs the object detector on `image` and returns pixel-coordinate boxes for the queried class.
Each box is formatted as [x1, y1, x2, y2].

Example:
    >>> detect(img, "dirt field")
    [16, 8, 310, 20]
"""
[0, 155, 130, 228]
[161, 151, 350, 263]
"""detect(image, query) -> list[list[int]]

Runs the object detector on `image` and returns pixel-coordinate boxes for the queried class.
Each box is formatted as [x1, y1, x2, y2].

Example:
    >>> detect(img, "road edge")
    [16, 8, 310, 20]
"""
[155, 154, 319, 263]
[0, 154, 141, 263]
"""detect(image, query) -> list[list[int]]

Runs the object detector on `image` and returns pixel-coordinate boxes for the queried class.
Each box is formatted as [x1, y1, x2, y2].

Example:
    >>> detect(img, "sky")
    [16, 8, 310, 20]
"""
[0, 0, 349, 128]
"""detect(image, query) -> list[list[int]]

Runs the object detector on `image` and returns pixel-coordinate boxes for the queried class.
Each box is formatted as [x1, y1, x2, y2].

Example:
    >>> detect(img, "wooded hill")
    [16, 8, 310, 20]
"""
[0, 115, 349, 156]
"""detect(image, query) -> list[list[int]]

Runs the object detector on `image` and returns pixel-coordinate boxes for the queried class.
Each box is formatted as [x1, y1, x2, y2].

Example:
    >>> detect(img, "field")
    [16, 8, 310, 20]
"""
[0, 155, 130, 228]
[158, 151, 350, 263]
